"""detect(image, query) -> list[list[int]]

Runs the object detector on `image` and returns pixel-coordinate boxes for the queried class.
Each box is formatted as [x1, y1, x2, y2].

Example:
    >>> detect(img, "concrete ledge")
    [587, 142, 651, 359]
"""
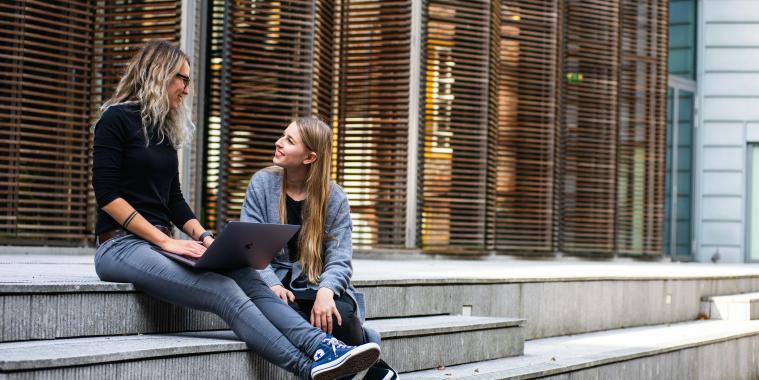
[6, 277, 759, 342]
[6, 256, 759, 342]
[0, 331, 246, 371]
[366, 315, 523, 338]
[700, 292, 759, 320]
[404, 320, 759, 379]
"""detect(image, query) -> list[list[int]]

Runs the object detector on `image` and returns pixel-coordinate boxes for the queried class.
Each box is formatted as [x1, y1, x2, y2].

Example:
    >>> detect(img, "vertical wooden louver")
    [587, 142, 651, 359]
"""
[421, 0, 492, 251]
[615, 0, 668, 256]
[205, 0, 335, 227]
[202, 0, 229, 232]
[558, 0, 620, 255]
[333, 0, 413, 248]
[496, 0, 560, 253]
[0, 1, 94, 244]
[485, 0, 501, 250]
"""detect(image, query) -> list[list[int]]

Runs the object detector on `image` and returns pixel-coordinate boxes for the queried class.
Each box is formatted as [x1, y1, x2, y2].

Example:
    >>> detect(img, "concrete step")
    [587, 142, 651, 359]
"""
[700, 292, 759, 320]
[364, 315, 524, 373]
[403, 320, 759, 380]
[0, 315, 524, 379]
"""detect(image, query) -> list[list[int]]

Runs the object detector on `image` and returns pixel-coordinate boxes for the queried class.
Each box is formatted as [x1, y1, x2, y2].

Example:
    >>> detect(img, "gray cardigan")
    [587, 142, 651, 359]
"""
[240, 166, 373, 328]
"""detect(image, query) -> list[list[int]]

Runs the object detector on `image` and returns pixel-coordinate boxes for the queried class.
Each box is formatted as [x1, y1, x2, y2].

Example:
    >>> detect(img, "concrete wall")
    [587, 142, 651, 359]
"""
[696, 0, 759, 262]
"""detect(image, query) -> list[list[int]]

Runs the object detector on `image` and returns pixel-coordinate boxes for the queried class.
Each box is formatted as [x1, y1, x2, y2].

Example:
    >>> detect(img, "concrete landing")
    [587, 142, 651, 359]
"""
[405, 320, 759, 379]
[4, 254, 759, 290]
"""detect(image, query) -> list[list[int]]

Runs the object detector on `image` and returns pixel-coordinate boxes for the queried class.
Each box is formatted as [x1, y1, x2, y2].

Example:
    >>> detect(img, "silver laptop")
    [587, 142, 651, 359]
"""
[158, 222, 299, 270]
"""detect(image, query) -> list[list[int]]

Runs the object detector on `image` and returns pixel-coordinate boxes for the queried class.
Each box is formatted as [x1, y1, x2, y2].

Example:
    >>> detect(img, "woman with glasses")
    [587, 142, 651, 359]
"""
[91, 40, 380, 380]
[241, 117, 398, 380]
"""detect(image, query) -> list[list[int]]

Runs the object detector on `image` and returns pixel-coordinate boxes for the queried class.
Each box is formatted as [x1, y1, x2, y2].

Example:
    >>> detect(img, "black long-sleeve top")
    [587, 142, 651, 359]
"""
[92, 102, 195, 235]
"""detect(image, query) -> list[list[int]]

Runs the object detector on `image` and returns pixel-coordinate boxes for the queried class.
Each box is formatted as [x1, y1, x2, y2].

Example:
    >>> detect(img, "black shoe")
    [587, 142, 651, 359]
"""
[362, 359, 398, 380]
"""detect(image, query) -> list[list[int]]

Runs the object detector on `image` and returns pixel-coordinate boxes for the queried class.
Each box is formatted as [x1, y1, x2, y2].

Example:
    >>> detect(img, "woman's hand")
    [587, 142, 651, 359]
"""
[159, 238, 206, 259]
[201, 236, 214, 249]
[311, 287, 342, 334]
[271, 285, 295, 304]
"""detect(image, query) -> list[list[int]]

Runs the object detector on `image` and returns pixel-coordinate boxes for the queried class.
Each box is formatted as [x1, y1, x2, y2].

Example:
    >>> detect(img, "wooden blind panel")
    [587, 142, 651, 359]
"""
[212, 1, 334, 225]
[334, 0, 413, 248]
[313, 0, 336, 119]
[93, 1, 182, 105]
[615, 0, 668, 256]
[485, 0, 501, 250]
[496, 0, 559, 252]
[0, 1, 94, 244]
[558, 0, 620, 254]
[421, 0, 492, 251]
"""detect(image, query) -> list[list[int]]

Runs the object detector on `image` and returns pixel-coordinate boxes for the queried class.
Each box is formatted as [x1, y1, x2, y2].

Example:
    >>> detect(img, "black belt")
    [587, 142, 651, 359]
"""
[97, 225, 172, 246]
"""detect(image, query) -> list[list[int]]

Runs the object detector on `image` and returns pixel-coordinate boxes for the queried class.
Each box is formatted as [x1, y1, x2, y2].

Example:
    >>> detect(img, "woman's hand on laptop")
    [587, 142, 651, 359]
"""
[201, 236, 214, 248]
[271, 285, 295, 304]
[159, 238, 206, 259]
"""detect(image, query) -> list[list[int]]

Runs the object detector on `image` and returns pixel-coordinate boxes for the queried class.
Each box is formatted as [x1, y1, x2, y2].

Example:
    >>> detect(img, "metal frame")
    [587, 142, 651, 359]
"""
[666, 76, 697, 261]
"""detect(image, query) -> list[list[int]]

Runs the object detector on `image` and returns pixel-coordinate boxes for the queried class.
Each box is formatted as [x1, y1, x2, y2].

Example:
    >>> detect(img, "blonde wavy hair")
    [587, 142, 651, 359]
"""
[279, 117, 333, 284]
[95, 40, 194, 148]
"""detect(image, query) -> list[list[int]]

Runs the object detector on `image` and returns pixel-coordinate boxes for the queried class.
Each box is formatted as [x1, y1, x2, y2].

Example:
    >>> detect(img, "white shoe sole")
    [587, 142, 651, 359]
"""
[311, 343, 381, 380]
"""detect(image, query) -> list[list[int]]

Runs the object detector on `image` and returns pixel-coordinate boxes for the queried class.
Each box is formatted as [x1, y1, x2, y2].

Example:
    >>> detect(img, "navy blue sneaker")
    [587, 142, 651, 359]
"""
[310, 335, 381, 380]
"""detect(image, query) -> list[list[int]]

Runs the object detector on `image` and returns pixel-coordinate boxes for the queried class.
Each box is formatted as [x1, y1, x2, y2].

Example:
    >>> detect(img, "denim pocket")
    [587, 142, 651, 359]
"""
[94, 234, 130, 264]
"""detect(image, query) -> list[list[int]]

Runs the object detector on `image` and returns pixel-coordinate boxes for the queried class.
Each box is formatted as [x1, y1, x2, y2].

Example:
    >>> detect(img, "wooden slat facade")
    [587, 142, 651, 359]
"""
[558, 0, 621, 255]
[496, 0, 560, 253]
[333, 0, 414, 248]
[615, 0, 668, 256]
[1, 1, 95, 244]
[420, 0, 493, 251]
[203, 0, 337, 229]
[0, 0, 181, 244]
[3, 0, 670, 255]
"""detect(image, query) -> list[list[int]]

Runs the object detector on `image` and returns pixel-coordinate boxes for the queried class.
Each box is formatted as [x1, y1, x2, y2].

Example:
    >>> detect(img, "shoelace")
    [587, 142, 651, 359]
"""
[325, 337, 349, 355]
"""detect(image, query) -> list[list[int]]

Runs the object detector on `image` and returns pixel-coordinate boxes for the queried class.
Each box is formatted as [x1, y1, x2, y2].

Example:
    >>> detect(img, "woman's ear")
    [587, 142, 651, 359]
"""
[303, 151, 317, 165]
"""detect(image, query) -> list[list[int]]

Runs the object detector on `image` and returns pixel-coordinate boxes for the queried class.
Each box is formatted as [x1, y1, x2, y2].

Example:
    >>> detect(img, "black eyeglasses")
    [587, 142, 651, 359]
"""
[176, 73, 190, 90]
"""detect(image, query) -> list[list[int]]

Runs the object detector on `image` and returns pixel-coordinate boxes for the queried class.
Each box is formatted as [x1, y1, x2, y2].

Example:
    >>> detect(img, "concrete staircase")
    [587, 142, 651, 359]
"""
[0, 257, 525, 379]
[4, 255, 759, 379]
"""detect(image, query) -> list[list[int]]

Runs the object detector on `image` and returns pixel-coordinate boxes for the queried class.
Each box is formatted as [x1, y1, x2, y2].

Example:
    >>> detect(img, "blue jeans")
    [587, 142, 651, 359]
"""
[94, 235, 324, 379]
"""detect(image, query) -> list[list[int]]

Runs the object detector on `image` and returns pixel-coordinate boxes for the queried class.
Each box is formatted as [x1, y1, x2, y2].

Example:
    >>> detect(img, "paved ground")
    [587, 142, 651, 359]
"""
[3, 253, 759, 288]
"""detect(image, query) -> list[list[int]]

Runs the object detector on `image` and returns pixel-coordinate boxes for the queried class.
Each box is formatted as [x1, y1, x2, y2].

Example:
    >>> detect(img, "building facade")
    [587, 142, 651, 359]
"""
[686, 0, 759, 263]
[2, 0, 680, 260]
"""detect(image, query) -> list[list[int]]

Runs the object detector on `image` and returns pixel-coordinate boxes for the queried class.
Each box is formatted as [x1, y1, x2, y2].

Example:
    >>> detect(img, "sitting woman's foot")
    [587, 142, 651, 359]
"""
[311, 335, 381, 380]
[362, 359, 398, 380]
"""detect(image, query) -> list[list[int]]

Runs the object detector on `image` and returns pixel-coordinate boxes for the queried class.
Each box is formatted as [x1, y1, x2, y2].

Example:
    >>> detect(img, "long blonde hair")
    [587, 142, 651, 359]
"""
[95, 40, 194, 148]
[279, 117, 332, 284]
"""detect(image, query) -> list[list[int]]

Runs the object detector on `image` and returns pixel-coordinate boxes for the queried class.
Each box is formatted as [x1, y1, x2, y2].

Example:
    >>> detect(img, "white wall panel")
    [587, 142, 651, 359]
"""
[704, 24, 759, 46]
[702, 146, 744, 170]
[702, 172, 743, 196]
[702, 196, 742, 220]
[704, 0, 759, 22]
[703, 73, 759, 96]
[702, 98, 759, 121]
[696, 0, 759, 262]
[704, 48, 759, 72]
[701, 221, 743, 246]
[702, 123, 744, 145]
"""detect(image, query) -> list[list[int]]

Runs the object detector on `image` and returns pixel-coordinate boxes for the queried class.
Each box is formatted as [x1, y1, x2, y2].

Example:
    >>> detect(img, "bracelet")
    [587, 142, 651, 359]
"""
[198, 231, 214, 242]
[122, 210, 139, 229]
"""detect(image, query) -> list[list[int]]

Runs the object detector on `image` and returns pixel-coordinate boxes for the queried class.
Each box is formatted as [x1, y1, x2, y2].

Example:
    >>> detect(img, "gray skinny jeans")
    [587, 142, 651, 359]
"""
[94, 234, 324, 379]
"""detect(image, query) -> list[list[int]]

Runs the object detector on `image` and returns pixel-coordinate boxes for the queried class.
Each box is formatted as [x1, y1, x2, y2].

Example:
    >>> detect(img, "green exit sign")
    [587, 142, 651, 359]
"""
[566, 72, 584, 84]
